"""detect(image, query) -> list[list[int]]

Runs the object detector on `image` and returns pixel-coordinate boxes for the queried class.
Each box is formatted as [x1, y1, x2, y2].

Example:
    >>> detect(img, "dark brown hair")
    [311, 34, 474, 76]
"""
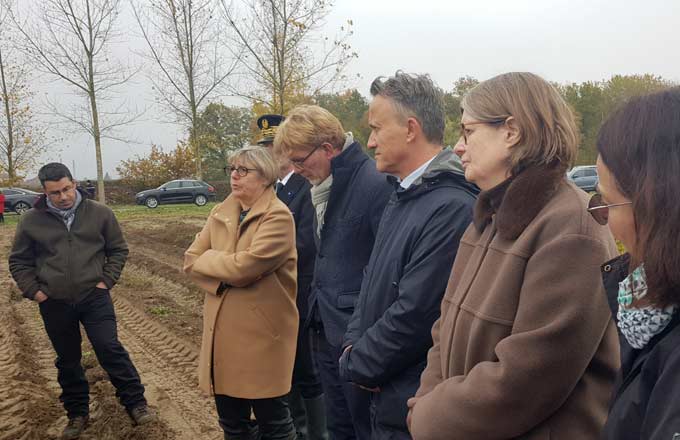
[597, 87, 680, 307]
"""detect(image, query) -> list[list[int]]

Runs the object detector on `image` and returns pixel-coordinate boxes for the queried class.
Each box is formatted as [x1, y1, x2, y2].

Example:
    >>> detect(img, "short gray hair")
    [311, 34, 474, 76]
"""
[228, 146, 278, 186]
[370, 71, 445, 145]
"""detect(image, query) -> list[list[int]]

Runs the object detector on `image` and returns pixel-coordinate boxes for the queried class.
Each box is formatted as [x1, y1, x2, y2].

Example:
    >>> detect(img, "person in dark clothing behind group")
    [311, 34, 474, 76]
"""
[8, 163, 155, 440]
[275, 105, 393, 440]
[339, 72, 477, 440]
[0, 188, 5, 223]
[260, 113, 329, 440]
[593, 88, 680, 440]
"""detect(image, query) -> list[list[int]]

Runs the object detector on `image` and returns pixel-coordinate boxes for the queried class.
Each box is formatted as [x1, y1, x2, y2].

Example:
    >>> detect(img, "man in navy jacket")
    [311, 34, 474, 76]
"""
[275, 105, 392, 440]
[339, 72, 478, 439]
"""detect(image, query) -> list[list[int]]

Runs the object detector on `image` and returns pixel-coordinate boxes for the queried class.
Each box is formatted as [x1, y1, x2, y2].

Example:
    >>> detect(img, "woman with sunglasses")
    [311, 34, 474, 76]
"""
[593, 88, 680, 440]
[407, 72, 620, 440]
[184, 146, 299, 440]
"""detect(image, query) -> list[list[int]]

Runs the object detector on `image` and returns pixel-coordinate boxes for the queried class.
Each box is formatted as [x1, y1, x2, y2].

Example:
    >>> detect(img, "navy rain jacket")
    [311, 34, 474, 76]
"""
[340, 149, 478, 438]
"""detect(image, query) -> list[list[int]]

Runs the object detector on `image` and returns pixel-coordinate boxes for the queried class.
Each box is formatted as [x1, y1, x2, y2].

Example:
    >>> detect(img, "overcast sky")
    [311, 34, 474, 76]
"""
[34, 0, 680, 179]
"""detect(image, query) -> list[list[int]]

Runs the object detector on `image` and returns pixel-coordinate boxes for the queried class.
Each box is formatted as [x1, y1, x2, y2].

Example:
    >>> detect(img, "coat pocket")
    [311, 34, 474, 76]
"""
[251, 306, 280, 340]
[336, 291, 360, 310]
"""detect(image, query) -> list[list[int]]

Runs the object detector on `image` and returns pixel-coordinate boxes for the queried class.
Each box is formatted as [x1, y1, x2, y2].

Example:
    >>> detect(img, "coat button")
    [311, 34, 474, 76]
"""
[603, 264, 612, 272]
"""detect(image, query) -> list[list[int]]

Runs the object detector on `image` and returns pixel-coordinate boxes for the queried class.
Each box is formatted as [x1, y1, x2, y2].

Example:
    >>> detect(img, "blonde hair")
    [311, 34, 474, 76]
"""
[461, 72, 579, 173]
[274, 105, 345, 155]
[228, 146, 278, 186]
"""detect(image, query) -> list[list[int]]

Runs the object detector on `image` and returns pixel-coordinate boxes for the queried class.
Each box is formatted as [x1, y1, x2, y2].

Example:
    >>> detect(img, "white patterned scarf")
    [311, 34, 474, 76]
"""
[617, 264, 676, 349]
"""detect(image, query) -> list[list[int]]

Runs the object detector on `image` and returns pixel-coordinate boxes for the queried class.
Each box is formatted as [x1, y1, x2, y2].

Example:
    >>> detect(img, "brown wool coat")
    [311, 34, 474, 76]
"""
[408, 166, 621, 440]
[183, 188, 298, 398]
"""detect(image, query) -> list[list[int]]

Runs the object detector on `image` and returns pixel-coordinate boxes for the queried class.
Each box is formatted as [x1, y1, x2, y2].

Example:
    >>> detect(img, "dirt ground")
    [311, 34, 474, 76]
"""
[0, 212, 223, 439]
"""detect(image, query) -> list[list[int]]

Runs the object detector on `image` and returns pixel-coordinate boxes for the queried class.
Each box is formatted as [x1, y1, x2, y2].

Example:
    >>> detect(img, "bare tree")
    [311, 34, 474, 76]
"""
[0, 3, 50, 185]
[130, 0, 239, 180]
[220, 0, 358, 114]
[5, 0, 139, 203]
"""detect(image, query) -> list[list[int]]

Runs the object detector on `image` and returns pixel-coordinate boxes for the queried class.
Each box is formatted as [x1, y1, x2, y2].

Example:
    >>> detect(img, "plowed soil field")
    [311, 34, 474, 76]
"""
[0, 207, 221, 439]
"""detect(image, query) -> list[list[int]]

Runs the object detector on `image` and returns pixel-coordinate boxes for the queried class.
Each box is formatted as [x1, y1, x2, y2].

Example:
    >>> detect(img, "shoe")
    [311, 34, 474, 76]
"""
[62, 415, 89, 439]
[129, 405, 157, 425]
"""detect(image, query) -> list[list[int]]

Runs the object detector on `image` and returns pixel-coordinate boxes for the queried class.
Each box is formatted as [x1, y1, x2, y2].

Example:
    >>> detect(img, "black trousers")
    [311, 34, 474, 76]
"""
[214, 394, 295, 440]
[293, 325, 323, 398]
[312, 327, 371, 440]
[38, 288, 146, 418]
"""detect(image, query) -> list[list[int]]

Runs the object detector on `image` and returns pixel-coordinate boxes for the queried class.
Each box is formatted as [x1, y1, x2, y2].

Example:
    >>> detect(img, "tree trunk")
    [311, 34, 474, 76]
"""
[0, 46, 16, 184]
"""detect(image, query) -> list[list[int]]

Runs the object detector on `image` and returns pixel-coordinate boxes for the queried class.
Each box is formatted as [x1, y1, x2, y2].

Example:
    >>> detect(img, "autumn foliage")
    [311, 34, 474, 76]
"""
[116, 142, 196, 192]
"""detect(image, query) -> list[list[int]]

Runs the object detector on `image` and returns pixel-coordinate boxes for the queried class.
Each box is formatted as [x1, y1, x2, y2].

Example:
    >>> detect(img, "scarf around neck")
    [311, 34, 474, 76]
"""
[46, 190, 83, 231]
[617, 264, 677, 349]
[309, 132, 354, 238]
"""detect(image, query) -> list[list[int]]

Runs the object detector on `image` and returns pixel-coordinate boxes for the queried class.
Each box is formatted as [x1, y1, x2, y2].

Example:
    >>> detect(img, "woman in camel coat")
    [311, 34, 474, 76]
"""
[184, 146, 298, 440]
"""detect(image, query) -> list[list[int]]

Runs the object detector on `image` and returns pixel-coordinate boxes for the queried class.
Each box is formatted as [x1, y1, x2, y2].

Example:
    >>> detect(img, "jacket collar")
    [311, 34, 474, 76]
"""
[218, 186, 277, 229]
[387, 149, 480, 201]
[277, 173, 307, 205]
[473, 164, 567, 240]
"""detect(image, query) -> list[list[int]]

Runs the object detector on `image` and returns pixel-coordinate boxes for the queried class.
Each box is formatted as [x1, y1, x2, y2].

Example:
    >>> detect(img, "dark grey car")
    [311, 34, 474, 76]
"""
[1, 187, 40, 214]
[135, 179, 216, 208]
[567, 166, 598, 192]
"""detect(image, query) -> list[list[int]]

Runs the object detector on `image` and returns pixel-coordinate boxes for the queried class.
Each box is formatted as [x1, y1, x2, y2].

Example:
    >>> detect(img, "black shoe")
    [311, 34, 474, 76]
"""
[129, 405, 157, 426]
[62, 415, 89, 439]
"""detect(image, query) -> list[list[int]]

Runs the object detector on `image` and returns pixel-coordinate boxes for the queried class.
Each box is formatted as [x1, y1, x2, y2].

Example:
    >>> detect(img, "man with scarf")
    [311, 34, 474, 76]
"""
[274, 106, 392, 440]
[9, 163, 155, 439]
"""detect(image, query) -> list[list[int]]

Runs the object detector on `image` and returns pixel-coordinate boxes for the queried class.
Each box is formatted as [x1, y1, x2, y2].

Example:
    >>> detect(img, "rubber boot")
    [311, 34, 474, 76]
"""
[303, 395, 328, 440]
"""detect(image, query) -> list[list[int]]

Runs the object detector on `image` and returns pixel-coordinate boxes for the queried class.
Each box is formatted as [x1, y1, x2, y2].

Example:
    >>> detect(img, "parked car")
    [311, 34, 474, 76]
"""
[1, 187, 40, 214]
[135, 179, 216, 208]
[567, 165, 598, 192]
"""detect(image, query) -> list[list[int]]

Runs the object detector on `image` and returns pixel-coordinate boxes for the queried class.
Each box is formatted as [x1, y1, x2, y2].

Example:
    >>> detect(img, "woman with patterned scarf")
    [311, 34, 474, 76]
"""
[593, 88, 680, 439]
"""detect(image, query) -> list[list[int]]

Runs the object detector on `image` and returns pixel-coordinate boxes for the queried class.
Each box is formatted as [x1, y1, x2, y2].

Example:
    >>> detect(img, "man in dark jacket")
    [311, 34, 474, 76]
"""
[262, 113, 328, 440]
[8, 163, 154, 439]
[339, 73, 478, 439]
[275, 105, 392, 440]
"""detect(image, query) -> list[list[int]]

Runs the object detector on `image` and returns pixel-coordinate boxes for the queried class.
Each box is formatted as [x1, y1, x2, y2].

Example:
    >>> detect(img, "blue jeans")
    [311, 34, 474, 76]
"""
[38, 288, 146, 418]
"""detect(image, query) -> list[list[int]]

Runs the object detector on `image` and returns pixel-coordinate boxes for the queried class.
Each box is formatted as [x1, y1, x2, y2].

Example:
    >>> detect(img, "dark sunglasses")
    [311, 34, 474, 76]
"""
[587, 193, 632, 225]
[460, 119, 507, 143]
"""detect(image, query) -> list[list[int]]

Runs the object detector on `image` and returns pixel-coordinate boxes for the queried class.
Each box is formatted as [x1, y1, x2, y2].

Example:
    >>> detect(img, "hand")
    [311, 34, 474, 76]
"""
[96, 282, 108, 289]
[34, 290, 49, 303]
[406, 410, 413, 431]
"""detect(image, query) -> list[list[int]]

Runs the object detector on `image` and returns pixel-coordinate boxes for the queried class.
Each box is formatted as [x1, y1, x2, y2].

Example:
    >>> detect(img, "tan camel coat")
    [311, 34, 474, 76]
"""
[184, 188, 298, 398]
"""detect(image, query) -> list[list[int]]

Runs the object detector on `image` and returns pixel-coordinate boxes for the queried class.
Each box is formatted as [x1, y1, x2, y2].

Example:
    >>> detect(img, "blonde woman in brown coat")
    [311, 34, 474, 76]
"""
[407, 73, 620, 440]
[184, 146, 298, 440]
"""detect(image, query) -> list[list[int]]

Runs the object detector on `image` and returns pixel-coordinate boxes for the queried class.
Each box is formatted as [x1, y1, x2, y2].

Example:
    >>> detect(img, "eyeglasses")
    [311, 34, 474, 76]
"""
[224, 165, 258, 177]
[587, 193, 632, 225]
[290, 145, 322, 169]
[460, 119, 507, 144]
[47, 185, 75, 198]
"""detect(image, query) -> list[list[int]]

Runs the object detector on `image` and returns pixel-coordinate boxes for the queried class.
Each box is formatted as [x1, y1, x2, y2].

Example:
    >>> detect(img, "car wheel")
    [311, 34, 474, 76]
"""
[194, 194, 207, 206]
[14, 201, 30, 214]
[145, 197, 159, 208]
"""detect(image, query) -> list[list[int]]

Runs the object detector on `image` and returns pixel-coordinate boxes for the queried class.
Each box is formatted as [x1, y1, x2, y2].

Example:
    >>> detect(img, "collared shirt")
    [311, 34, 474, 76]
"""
[278, 170, 294, 187]
[399, 155, 438, 189]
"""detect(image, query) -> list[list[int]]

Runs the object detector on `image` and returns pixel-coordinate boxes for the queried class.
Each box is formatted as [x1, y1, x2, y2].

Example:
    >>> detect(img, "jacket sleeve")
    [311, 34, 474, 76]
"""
[183, 211, 222, 294]
[341, 202, 472, 387]
[409, 234, 617, 440]
[189, 209, 295, 288]
[643, 346, 680, 439]
[8, 218, 42, 300]
[101, 209, 129, 289]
